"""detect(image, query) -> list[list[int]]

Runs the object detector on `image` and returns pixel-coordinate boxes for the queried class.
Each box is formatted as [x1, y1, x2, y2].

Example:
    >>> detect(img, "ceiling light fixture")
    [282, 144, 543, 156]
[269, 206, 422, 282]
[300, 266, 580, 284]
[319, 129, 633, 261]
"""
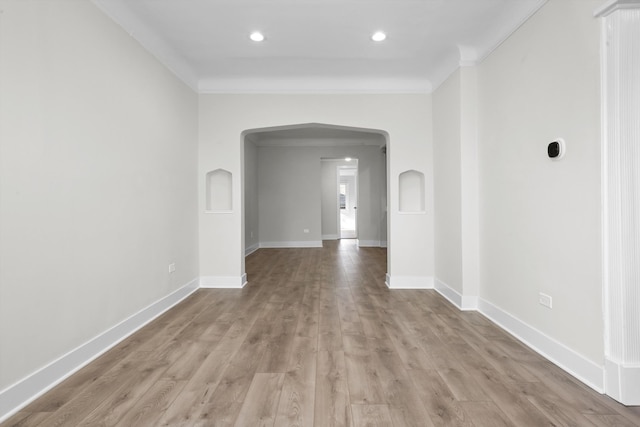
[250, 32, 265, 42]
[345, 157, 352, 162]
[371, 31, 386, 42]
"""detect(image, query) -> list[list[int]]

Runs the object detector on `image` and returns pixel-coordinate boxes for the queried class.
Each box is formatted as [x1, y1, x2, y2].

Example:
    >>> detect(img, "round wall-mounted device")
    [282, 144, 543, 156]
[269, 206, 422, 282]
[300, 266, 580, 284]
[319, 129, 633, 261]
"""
[548, 138, 565, 159]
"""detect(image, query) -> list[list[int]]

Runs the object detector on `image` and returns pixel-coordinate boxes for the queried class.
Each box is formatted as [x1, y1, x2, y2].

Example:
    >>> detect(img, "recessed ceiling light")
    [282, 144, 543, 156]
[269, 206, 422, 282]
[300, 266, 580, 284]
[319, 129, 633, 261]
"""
[250, 32, 265, 42]
[371, 31, 386, 42]
[345, 157, 352, 162]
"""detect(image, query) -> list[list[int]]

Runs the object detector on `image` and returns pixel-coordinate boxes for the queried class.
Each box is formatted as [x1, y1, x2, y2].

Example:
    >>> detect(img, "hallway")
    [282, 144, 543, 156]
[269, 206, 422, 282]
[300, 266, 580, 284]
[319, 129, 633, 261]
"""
[5, 240, 640, 426]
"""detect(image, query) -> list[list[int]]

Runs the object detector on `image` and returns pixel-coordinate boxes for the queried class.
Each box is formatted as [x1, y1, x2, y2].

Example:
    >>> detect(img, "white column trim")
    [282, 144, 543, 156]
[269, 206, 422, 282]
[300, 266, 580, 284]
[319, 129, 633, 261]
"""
[385, 274, 434, 289]
[200, 274, 247, 288]
[434, 278, 478, 311]
[595, 0, 640, 17]
[598, 3, 640, 405]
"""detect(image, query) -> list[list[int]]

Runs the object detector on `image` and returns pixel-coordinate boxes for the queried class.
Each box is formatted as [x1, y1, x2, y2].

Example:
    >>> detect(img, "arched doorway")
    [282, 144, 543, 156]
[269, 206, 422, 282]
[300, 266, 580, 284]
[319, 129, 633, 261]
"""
[241, 123, 389, 282]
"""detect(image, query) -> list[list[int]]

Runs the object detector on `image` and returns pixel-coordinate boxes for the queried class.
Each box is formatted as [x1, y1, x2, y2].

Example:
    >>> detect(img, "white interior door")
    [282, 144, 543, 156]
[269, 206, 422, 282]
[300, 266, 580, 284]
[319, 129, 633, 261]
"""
[339, 167, 358, 239]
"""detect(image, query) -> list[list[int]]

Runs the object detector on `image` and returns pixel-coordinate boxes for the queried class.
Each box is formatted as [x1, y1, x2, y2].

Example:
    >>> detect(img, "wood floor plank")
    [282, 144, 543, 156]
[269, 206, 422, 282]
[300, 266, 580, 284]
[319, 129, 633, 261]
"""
[77, 357, 170, 426]
[315, 351, 352, 427]
[159, 340, 212, 381]
[115, 379, 186, 427]
[336, 289, 366, 336]
[256, 300, 300, 373]
[514, 380, 597, 427]
[370, 340, 435, 427]
[342, 334, 386, 406]
[157, 285, 273, 426]
[6, 241, 640, 427]
[451, 342, 556, 426]
[459, 401, 512, 427]
[155, 348, 235, 426]
[436, 366, 490, 402]
[0, 412, 51, 427]
[318, 288, 344, 351]
[192, 307, 277, 426]
[382, 317, 437, 371]
[274, 336, 317, 427]
[409, 369, 474, 426]
[233, 373, 285, 427]
[584, 414, 639, 427]
[294, 280, 320, 339]
[350, 404, 394, 427]
[457, 322, 539, 383]
[523, 360, 618, 416]
[30, 351, 158, 427]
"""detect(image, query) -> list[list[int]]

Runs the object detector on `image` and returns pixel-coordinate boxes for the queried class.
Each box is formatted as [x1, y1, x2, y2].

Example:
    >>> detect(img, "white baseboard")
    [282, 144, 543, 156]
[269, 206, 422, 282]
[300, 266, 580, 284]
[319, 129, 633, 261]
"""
[322, 234, 339, 240]
[260, 241, 323, 248]
[380, 240, 388, 248]
[245, 243, 259, 257]
[0, 278, 199, 423]
[385, 274, 434, 289]
[200, 274, 247, 289]
[477, 298, 605, 393]
[357, 240, 382, 247]
[434, 278, 478, 311]
[605, 359, 640, 405]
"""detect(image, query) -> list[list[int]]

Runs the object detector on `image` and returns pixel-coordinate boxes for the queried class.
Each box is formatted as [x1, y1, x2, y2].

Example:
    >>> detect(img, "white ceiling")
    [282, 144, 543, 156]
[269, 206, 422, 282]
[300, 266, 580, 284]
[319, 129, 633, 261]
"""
[92, 0, 546, 94]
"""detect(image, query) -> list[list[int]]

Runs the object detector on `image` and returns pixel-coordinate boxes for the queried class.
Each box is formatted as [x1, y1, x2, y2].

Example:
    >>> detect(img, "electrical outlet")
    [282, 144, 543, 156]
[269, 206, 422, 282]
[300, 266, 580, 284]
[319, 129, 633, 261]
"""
[169, 263, 176, 273]
[303, 229, 310, 233]
[539, 292, 552, 309]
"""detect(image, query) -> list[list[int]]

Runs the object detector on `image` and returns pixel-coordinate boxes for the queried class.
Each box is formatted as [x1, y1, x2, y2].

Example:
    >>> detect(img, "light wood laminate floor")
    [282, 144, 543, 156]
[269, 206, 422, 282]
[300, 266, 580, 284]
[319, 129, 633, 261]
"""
[4, 240, 640, 426]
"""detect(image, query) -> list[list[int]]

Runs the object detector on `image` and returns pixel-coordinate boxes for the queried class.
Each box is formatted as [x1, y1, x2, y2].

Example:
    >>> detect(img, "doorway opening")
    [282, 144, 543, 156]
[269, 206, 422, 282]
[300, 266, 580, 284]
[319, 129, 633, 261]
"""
[240, 122, 389, 282]
[338, 163, 358, 239]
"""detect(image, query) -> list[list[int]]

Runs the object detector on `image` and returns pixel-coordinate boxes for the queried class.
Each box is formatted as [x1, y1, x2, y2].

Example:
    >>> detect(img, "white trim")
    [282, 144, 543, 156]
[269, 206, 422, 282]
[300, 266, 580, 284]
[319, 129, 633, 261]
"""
[259, 241, 323, 248]
[245, 243, 259, 257]
[477, 298, 605, 393]
[397, 211, 427, 215]
[605, 359, 640, 404]
[434, 278, 478, 311]
[0, 278, 199, 423]
[199, 274, 247, 289]
[599, 5, 640, 406]
[595, 0, 640, 17]
[380, 240, 388, 248]
[90, 0, 198, 91]
[385, 274, 434, 289]
[198, 77, 433, 95]
[322, 234, 339, 240]
[357, 240, 382, 247]
[472, 0, 548, 65]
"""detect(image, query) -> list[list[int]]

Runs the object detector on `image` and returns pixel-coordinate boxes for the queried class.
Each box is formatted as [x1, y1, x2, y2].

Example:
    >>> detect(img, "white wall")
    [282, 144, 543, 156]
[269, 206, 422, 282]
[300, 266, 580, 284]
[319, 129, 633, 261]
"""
[321, 159, 343, 239]
[243, 140, 259, 253]
[0, 0, 198, 396]
[200, 94, 433, 283]
[433, 69, 463, 293]
[256, 145, 385, 246]
[477, 0, 603, 363]
[258, 146, 323, 245]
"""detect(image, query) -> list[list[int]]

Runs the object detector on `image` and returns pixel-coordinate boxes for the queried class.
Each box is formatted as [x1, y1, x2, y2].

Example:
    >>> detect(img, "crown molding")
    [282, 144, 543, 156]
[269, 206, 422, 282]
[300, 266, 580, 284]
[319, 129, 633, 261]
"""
[197, 77, 432, 95]
[91, 0, 198, 92]
[472, 0, 548, 65]
[595, 0, 640, 17]
[458, 45, 479, 67]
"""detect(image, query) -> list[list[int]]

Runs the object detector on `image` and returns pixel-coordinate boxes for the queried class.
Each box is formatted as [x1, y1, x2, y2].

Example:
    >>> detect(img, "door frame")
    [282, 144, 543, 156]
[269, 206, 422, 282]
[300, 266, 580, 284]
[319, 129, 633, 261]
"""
[337, 163, 358, 239]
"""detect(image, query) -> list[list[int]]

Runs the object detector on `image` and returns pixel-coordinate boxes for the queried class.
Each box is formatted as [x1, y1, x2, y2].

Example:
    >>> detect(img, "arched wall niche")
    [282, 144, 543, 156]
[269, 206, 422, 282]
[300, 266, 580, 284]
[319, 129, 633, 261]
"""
[399, 169, 425, 213]
[205, 168, 233, 213]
